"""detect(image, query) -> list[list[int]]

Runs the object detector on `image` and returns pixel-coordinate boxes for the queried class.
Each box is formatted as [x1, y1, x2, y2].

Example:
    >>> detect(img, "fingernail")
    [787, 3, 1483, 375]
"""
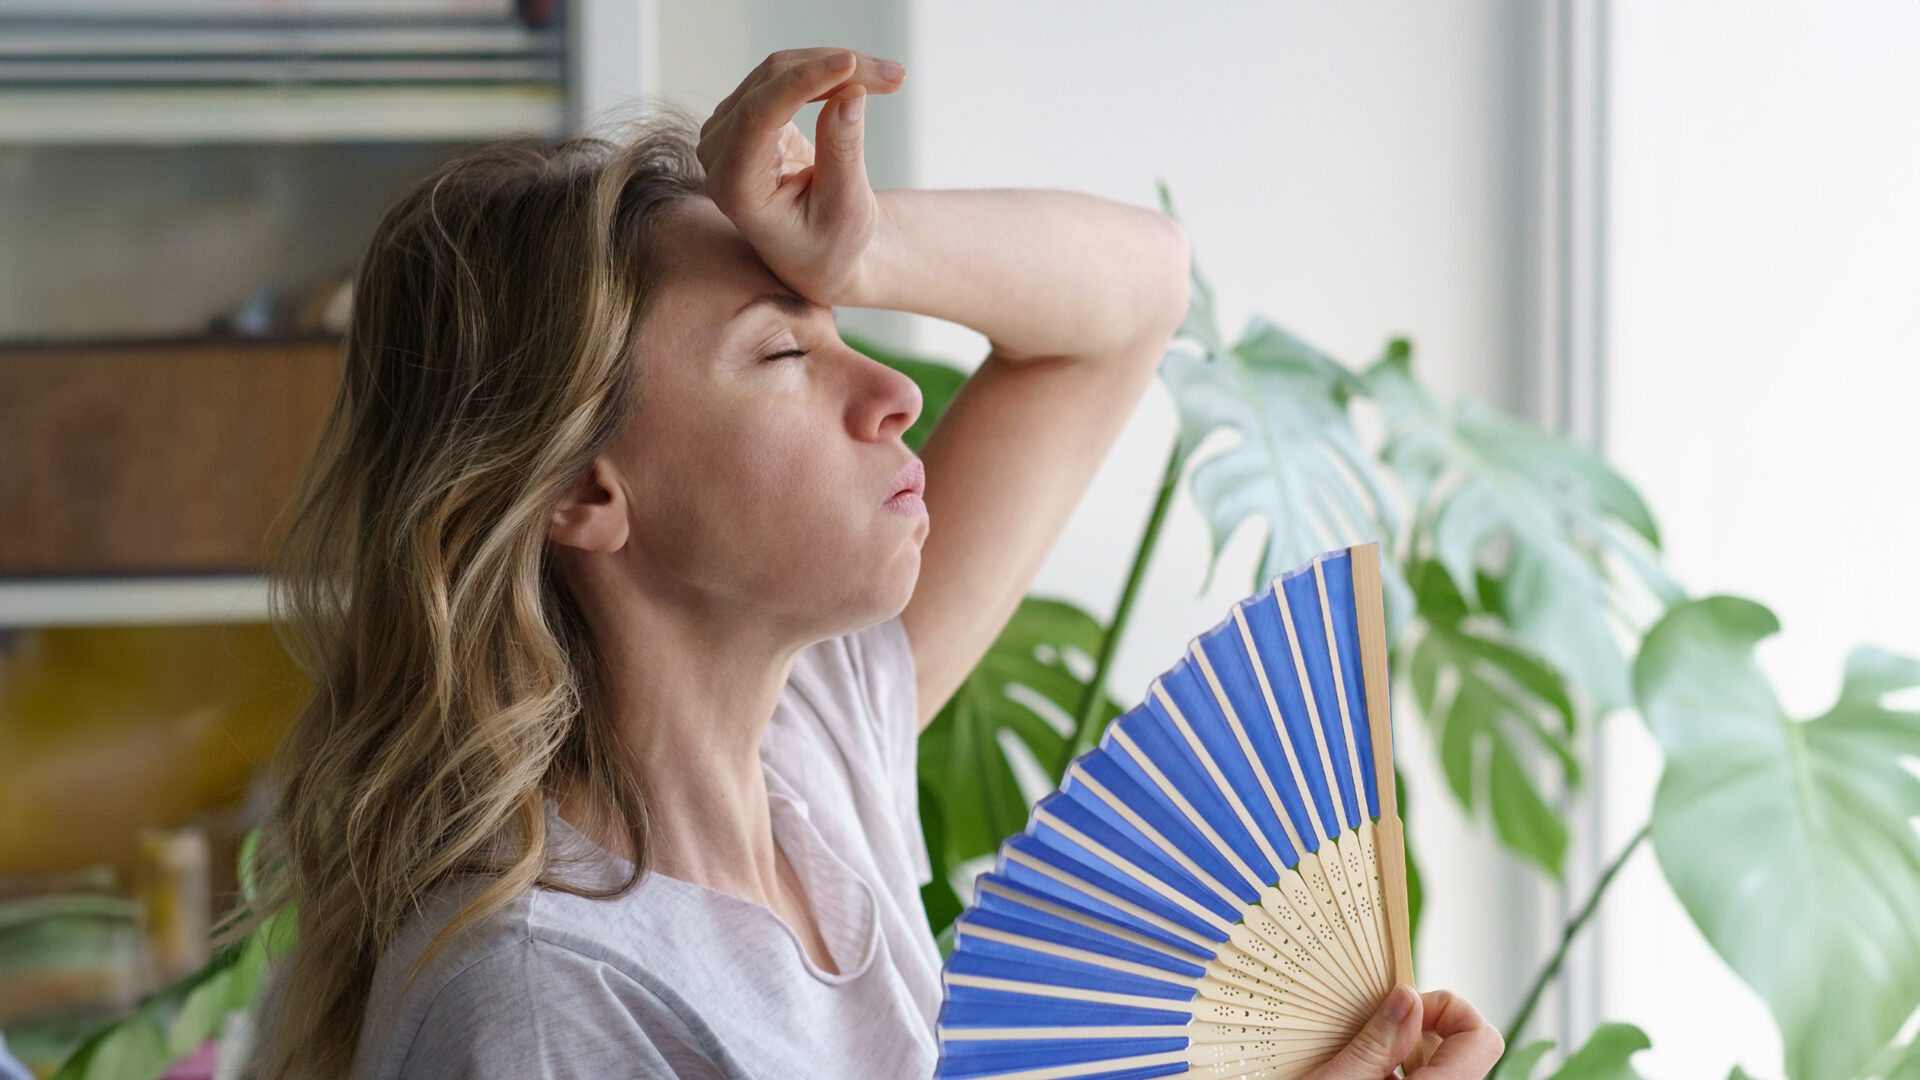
[827, 50, 855, 71]
[839, 88, 864, 123]
[1386, 985, 1415, 1022]
[879, 58, 904, 80]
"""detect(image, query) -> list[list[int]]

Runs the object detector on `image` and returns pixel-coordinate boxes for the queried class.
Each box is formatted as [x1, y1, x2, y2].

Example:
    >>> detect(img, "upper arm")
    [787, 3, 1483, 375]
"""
[898, 286, 1187, 733]
[397, 938, 723, 1080]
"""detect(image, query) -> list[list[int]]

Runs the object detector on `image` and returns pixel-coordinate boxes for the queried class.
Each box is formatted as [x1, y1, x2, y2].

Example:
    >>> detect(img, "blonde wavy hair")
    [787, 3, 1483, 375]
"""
[236, 102, 708, 1079]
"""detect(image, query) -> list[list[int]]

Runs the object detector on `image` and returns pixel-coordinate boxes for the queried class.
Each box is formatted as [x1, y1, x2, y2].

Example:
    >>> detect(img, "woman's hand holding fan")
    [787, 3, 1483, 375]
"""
[1307, 986, 1502, 1079]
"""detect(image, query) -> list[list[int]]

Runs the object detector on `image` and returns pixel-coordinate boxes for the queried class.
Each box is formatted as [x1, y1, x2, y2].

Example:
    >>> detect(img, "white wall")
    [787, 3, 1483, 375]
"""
[1601, 1, 1920, 1076]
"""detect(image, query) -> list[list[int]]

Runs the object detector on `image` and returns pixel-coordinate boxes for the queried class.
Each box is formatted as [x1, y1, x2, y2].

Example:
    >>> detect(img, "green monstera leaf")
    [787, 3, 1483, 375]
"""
[1366, 342, 1681, 715]
[916, 596, 1124, 933]
[1636, 596, 1920, 1080]
[1405, 556, 1580, 877]
[916, 781, 965, 937]
[1496, 1023, 1653, 1080]
[1158, 317, 1414, 639]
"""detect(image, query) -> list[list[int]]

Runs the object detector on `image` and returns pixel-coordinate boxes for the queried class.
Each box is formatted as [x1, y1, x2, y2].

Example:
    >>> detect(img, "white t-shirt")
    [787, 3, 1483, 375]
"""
[347, 613, 943, 1079]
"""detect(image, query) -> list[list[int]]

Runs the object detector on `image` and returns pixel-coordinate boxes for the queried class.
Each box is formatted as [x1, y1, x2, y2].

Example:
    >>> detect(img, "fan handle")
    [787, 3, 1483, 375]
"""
[1351, 541, 1432, 1074]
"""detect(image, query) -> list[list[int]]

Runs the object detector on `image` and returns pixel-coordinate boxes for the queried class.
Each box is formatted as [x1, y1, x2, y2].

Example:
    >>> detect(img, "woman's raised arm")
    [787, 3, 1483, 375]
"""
[849, 186, 1190, 732]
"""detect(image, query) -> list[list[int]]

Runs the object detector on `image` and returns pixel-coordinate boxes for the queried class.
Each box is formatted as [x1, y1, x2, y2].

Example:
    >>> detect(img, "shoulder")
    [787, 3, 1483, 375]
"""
[352, 878, 726, 1080]
[397, 935, 719, 1080]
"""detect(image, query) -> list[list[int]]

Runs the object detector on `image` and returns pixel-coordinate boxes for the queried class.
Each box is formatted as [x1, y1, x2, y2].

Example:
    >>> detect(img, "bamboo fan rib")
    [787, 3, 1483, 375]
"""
[935, 541, 1417, 1080]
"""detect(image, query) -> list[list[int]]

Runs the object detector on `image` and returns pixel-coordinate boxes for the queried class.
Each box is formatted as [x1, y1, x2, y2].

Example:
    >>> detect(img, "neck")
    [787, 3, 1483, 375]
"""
[558, 581, 811, 907]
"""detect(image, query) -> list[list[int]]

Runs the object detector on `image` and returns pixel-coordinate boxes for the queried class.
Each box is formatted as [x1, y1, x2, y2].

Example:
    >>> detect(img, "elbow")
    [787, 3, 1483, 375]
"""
[1147, 213, 1193, 344]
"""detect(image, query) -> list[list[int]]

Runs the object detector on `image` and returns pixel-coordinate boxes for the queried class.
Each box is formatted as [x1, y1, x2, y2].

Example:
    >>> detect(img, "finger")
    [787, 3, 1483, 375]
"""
[1406, 1031, 1445, 1073]
[703, 50, 897, 206]
[1405, 990, 1505, 1078]
[735, 49, 901, 137]
[714, 47, 903, 123]
[1407, 1025, 1503, 1078]
[802, 54, 906, 103]
[808, 84, 870, 222]
[1419, 990, 1491, 1037]
[703, 47, 844, 146]
[709, 48, 824, 129]
[701, 48, 901, 161]
[1310, 984, 1422, 1080]
[765, 125, 815, 197]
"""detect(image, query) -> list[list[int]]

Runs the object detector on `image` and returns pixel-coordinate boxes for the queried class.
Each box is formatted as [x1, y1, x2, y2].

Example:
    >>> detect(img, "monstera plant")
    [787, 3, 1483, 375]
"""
[50, 186, 1920, 1080]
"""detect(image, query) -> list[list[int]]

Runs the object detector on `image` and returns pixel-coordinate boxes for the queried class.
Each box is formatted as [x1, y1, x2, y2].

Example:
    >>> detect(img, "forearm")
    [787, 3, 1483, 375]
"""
[849, 188, 1191, 363]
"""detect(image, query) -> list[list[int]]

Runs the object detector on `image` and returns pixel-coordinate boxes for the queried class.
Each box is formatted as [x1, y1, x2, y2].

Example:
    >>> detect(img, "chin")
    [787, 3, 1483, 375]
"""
[883, 558, 920, 614]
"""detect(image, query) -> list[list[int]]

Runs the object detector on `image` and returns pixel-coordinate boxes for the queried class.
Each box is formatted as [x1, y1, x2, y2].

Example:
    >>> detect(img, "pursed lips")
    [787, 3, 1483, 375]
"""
[887, 457, 925, 502]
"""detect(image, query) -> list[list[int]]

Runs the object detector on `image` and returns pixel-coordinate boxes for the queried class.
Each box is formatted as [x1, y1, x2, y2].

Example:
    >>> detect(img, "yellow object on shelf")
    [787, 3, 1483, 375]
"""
[135, 826, 210, 987]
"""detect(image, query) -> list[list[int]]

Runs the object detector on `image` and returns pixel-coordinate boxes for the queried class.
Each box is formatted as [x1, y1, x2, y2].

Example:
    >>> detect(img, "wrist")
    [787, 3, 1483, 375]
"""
[844, 189, 906, 310]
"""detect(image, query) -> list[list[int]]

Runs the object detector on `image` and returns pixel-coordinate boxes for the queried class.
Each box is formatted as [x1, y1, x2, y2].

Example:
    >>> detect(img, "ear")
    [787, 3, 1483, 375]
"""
[548, 457, 630, 555]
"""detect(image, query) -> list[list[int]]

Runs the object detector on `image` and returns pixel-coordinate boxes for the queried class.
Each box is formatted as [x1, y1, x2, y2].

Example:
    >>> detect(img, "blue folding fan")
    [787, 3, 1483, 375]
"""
[934, 541, 1423, 1080]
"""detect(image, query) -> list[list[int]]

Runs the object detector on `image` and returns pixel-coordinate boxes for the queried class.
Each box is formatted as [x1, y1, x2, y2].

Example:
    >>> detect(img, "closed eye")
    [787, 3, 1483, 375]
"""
[761, 348, 810, 363]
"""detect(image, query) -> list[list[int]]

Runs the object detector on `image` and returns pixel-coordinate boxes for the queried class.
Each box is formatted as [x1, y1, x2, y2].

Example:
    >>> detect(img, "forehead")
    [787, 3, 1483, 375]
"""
[660, 197, 771, 283]
[639, 198, 787, 346]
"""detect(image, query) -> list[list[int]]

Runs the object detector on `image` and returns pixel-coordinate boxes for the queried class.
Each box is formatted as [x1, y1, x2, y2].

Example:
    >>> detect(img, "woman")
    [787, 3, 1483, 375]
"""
[244, 45, 1503, 1080]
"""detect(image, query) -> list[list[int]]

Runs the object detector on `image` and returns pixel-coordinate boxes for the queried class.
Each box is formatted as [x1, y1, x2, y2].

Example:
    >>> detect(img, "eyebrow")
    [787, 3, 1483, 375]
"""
[732, 291, 823, 322]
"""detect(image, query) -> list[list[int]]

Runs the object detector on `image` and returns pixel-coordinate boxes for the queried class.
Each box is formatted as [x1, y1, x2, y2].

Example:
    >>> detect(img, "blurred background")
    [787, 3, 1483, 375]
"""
[2, 1, 1916, 1078]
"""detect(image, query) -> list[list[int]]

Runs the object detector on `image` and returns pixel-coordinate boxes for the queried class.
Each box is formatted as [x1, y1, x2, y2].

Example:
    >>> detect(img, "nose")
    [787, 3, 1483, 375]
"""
[846, 343, 923, 443]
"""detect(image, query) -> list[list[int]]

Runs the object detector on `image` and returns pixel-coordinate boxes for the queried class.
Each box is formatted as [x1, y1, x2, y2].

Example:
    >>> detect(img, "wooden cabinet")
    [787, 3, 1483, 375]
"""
[0, 336, 343, 577]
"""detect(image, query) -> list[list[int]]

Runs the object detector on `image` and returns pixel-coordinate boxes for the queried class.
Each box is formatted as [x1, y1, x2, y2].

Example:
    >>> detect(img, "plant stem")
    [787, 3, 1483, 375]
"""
[1500, 821, 1652, 1053]
[1055, 439, 1185, 777]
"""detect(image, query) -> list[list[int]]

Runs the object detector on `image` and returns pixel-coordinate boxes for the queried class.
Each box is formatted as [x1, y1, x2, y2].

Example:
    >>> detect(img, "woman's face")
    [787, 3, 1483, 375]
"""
[571, 196, 927, 637]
